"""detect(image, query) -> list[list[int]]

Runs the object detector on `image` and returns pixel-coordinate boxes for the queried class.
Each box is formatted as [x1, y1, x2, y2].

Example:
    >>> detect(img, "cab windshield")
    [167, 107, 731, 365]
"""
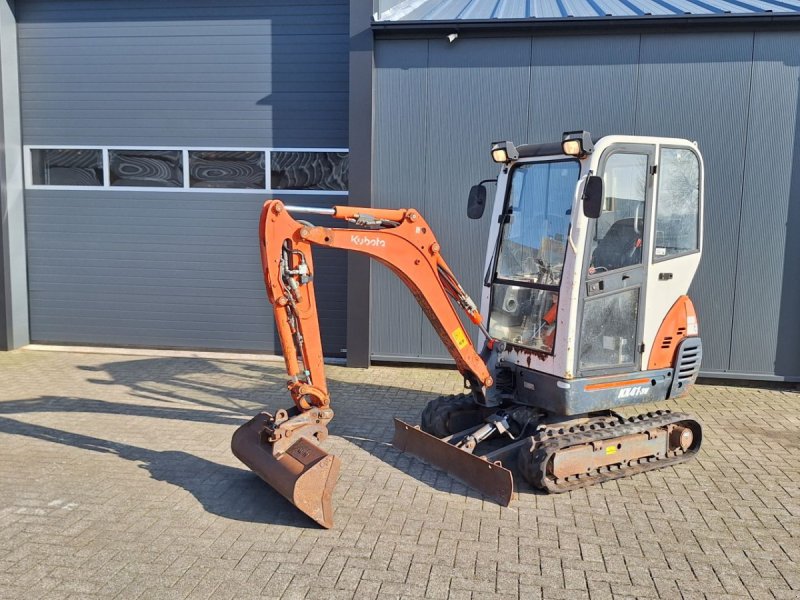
[494, 160, 579, 286]
[488, 159, 579, 354]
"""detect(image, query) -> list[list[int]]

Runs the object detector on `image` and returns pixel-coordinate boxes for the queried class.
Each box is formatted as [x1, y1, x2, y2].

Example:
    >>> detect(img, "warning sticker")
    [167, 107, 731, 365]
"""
[606, 446, 617, 455]
[451, 327, 469, 350]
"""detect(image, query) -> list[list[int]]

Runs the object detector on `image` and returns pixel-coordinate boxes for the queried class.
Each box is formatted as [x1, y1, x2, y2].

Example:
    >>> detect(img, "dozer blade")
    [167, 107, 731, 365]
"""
[231, 413, 340, 528]
[392, 419, 514, 506]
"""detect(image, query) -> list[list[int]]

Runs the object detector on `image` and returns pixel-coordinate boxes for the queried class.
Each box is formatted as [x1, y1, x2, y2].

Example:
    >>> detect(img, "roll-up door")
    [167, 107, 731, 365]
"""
[17, 0, 349, 354]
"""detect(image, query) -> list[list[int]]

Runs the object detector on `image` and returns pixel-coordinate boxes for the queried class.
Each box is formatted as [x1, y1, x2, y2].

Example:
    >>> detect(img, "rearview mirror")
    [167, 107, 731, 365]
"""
[467, 184, 487, 219]
[582, 175, 603, 219]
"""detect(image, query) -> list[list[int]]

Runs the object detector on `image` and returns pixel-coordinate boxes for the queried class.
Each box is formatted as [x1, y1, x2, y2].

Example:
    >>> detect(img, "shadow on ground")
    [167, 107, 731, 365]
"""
[0, 414, 312, 528]
[1, 355, 512, 521]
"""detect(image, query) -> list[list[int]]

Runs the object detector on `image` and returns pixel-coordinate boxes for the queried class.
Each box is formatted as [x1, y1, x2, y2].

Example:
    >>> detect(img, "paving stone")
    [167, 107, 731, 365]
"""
[0, 350, 797, 599]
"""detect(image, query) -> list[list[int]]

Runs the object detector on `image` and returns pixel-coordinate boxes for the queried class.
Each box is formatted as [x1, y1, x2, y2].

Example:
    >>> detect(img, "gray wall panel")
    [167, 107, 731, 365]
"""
[371, 37, 531, 359]
[528, 35, 640, 141]
[16, 0, 349, 147]
[635, 32, 754, 373]
[730, 32, 800, 376]
[373, 30, 800, 379]
[25, 191, 347, 353]
[420, 37, 531, 358]
[371, 39, 430, 358]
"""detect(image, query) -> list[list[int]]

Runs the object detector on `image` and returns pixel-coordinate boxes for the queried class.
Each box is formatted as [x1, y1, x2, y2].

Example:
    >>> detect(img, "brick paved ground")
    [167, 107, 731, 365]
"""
[0, 349, 797, 600]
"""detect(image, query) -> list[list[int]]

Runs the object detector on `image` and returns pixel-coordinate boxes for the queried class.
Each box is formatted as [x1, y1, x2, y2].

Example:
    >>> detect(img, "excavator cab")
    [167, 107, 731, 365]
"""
[233, 131, 704, 527]
[475, 134, 703, 409]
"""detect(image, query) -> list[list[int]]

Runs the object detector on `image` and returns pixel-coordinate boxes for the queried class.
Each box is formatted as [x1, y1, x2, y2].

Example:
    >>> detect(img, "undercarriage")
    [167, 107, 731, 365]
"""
[393, 393, 702, 502]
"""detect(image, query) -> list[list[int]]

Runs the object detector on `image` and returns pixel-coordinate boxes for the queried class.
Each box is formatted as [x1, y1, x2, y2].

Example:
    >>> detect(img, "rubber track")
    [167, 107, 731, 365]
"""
[520, 410, 702, 493]
[420, 393, 478, 438]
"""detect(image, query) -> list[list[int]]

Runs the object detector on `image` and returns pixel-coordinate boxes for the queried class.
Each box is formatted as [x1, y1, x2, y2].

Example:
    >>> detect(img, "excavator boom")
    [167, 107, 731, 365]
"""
[232, 199, 494, 527]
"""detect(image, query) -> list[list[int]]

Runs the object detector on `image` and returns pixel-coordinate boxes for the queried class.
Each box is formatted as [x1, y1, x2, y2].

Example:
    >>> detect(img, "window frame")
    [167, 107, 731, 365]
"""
[187, 149, 267, 190]
[28, 147, 105, 187]
[652, 145, 702, 264]
[24, 145, 350, 195]
[108, 148, 185, 189]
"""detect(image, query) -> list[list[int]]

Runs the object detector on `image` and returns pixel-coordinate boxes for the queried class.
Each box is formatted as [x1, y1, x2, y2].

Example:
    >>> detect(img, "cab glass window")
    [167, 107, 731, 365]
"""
[495, 160, 579, 287]
[654, 148, 700, 259]
[579, 288, 639, 371]
[488, 285, 559, 354]
[588, 153, 648, 275]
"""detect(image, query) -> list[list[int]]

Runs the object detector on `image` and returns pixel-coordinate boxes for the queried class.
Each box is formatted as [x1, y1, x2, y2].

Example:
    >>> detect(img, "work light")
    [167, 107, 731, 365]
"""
[490, 141, 518, 164]
[561, 131, 594, 157]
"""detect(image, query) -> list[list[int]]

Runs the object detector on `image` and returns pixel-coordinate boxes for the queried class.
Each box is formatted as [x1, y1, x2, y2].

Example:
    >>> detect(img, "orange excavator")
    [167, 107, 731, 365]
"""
[233, 132, 705, 527]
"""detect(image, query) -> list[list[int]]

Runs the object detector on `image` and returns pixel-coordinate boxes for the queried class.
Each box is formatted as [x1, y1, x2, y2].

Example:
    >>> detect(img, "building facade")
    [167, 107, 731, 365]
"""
[2, 0, 800, 381]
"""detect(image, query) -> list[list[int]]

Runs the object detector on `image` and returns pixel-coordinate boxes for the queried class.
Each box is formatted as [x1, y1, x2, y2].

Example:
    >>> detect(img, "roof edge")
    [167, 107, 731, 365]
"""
[372, 12, 800, 34]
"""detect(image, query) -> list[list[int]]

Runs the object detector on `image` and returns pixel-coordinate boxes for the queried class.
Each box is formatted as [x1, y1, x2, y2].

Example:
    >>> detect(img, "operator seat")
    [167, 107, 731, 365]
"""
[591, 217, 643, 272]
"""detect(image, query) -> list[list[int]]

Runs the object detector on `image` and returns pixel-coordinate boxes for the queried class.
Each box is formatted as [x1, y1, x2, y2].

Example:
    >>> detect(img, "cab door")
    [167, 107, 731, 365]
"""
[577, 144, 655, 376]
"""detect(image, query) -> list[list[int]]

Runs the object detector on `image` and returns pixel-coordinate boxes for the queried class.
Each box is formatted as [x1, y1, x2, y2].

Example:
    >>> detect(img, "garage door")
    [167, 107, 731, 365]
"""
[17, 0, 349, 354]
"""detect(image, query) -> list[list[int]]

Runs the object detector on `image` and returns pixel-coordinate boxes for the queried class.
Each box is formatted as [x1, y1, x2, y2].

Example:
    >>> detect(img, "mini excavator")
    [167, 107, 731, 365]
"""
[232, 132, 705, 528]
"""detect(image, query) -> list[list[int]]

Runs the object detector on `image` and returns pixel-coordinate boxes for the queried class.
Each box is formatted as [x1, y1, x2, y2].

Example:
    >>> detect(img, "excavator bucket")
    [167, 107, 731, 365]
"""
[392, 419, 514, 505]
[231, 413, 340, 528]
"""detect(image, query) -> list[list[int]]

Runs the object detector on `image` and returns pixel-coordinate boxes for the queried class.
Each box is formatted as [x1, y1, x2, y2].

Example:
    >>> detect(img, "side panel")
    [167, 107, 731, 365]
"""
[640, 144, 703, 366]
[513, 365, 676, 416]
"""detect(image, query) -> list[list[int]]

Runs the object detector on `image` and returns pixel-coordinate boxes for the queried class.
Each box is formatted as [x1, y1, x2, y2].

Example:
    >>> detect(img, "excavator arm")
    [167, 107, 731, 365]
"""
[260, 199, 493, 412]
[232, 199, 494, 528]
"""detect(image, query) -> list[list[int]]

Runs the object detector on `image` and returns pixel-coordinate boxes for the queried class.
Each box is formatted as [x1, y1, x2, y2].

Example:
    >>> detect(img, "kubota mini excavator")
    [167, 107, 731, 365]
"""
[232, 132, 704, 528]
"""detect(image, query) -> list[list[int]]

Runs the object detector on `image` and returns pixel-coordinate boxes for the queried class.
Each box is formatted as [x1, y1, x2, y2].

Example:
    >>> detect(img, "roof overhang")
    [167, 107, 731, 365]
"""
[372, 12, 800, 35]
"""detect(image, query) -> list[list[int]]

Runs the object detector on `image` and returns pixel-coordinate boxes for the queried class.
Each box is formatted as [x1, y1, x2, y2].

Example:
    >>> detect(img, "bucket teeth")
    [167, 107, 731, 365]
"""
[392, 419, 514, 506]
[232, 413, 340, 528]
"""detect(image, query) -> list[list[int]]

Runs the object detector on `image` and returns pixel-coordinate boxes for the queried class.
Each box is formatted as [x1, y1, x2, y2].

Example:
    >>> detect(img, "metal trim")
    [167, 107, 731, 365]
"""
[0, 35, 7, 351]
[372, 14, 800, 35]
[0, 0, 28, 350]
[346, 0, 374, 368]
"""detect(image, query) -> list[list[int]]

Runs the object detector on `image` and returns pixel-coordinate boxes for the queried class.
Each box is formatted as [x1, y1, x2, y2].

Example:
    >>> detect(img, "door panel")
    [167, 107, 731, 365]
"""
[579, 145, 654, 375]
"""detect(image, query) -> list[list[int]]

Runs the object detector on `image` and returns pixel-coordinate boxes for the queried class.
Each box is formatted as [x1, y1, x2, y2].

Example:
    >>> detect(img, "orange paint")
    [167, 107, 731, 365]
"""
[647, 295, 698, 370]
[584, 377, 651, 391]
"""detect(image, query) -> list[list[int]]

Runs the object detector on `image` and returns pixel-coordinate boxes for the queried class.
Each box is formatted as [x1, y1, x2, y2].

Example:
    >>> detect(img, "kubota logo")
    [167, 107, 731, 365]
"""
[618, 386, 650, 399]
[351, 235, 386, 248]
